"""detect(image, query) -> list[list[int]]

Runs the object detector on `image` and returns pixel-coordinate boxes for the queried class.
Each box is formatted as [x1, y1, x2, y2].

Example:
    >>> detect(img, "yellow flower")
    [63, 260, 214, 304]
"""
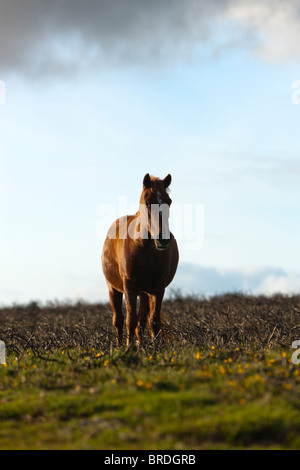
[282, 383, 292, 390]
[244, 374, 265, 387]
[227, 380, 238, 389]
[103, 359, 109, 367]
[95, 353, 102, 358]
[136, 380, 144, 388]
[145, 382, 152, 390]
[257, 374, 265, 384]
[195, 352, 202, 360]
[281, 352, 287, 358]
[219, 365, 226, 374]
[239, 398, 246, 405]
[204, 370, 213, 378]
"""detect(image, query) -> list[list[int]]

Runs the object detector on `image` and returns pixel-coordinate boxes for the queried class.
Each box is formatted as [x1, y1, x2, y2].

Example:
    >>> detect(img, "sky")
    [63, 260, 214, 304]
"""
[0, 0, 300, 305]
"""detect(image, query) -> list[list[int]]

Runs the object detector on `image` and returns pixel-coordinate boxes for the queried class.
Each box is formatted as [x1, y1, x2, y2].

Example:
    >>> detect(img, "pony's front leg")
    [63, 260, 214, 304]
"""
[108, 285, 124, 347]
[124, 281, 138, 346]
[135, 293, 150, 347]
[148, 289, 165, 340]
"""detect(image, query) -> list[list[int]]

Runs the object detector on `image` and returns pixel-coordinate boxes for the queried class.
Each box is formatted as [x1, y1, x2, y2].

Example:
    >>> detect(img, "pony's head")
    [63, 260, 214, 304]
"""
[140, 173, 173, 250]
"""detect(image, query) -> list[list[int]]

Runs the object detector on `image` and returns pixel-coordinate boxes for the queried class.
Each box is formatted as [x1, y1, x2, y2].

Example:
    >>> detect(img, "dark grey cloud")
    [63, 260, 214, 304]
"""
[1, 0, 299, 78]
[0, 0, 259, 78]
[0, 0, 224, 76]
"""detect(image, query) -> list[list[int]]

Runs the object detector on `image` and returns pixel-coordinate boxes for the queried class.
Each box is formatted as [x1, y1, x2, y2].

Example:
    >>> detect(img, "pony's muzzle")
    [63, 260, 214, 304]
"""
[154, 237, 171, 250]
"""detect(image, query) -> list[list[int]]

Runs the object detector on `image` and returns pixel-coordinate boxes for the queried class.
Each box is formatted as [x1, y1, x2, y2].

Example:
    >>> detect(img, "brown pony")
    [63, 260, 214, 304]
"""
[101, 173, 179, 346]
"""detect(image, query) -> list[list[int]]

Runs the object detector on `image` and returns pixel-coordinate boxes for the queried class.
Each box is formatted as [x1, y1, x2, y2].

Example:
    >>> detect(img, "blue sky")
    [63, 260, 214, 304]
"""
[1, 0, 300, 304]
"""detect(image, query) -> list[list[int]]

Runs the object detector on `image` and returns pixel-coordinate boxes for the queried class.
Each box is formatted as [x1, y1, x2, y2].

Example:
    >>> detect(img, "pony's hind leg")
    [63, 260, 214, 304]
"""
[108, 286, 124, 346]
[135, 293, 150, 346]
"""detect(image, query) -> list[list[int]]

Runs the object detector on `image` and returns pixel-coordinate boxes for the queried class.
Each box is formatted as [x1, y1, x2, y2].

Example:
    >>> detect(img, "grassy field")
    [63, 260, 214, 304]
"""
[0, 293, 300, 450]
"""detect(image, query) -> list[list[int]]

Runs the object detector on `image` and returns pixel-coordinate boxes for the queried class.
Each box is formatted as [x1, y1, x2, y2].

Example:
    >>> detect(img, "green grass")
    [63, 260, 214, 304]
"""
[1, 345, 300, 449]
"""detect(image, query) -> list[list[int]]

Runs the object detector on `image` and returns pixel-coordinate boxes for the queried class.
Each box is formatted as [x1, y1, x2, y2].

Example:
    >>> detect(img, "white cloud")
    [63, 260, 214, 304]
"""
[227, 0, 300, 62]
[169, 263, 300, 297]
[254, 272, 300, 295]
[2, 263, 299, 306]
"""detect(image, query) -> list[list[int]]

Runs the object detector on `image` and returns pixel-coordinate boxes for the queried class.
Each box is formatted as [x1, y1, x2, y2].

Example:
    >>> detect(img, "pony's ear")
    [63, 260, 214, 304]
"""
[163, 174, 172, 188]
[143, 173, 151, 189]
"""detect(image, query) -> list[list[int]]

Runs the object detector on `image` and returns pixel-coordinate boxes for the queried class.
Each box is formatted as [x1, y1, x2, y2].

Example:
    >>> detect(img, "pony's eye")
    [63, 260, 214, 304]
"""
[145, 201, 150, 207]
